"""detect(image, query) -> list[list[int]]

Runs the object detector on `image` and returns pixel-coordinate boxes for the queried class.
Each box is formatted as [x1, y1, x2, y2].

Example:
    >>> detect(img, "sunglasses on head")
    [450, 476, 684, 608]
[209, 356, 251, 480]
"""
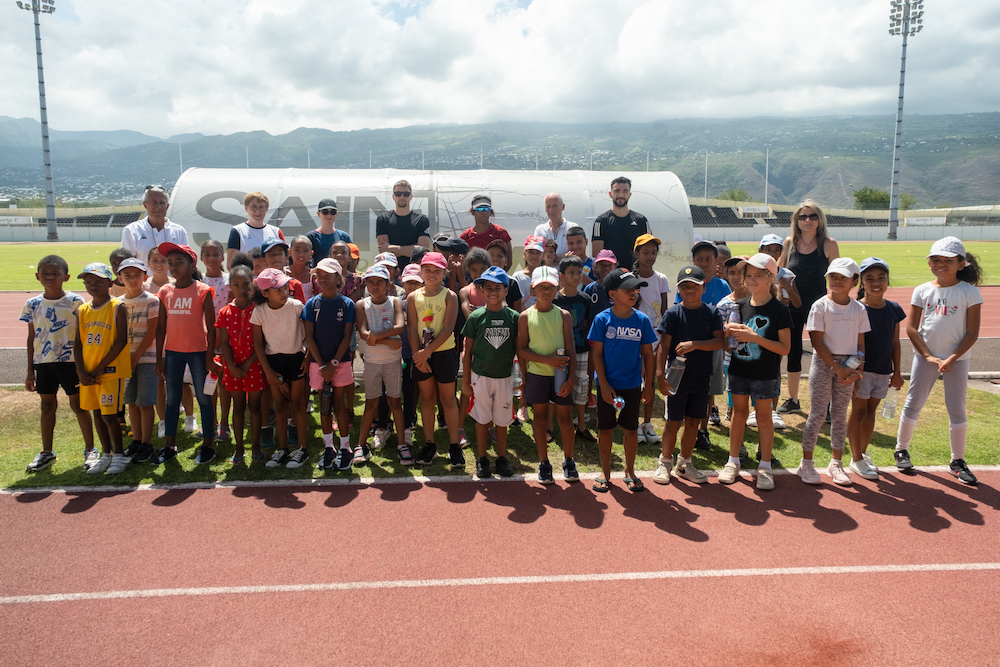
[319, 208, 337, 215]
[393, 191, 412, 197]
[797, 213, 819, 221]
[473, 205, 492, 212]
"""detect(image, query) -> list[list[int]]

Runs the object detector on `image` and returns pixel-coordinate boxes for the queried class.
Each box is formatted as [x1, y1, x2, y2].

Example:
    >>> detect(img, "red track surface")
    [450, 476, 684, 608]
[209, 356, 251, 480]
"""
[3, 471, 999, 666]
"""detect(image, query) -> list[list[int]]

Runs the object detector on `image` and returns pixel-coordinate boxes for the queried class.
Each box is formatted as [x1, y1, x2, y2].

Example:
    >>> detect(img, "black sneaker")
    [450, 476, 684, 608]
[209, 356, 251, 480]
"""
[318, 447, 336, 470]
[133, 442, 154, 464]
[777, 398, 801, 414]
[268, 408, 276, 425]
[824, 405, 832, 424]
[287, 425, 298, 446]
[151, 447, 177, 465]
[476, 456, 492, 479]
[26, 451, 57, 472]
[949, 459, 978, 485]
[538, 461, 555, 485]
[335, 448, 353, 471]
[437, 411, 447, 428]
[415, 442, 437, 465]
[122, 442, 141, 462]
[511, 416, 522, 427]
[562, 457, 579, 482]
[575, 428, 597, 443]
[286, 448, 309, 469]
[894, 449, 913, 470]
[448, 445, 465, 470]
[739, 445, 749, 466]
[194, 446, 216, 465]
[495, 456, 514, 477]
[695, 429, 712, 451]
[709, 406, 721, 426]
[261, 426, 275, 449]
[266, 448, 289, 468]
[755, 447, 781, 469]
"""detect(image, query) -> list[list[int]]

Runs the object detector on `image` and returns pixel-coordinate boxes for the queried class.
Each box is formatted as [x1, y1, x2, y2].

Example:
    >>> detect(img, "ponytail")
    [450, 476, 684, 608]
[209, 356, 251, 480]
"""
[958, 252, 983, 286]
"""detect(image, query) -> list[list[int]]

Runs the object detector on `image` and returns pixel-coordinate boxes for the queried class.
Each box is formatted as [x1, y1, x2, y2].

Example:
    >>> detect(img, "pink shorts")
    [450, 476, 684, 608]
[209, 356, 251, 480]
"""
[308, 361, 354, 390]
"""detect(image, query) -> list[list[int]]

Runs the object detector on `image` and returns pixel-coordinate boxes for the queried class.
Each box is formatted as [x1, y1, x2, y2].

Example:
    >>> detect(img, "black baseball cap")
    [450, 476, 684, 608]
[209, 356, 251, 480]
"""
[676, 265, 706, 285]
[434, 236, 470, 255]
[691, 240, 718, 256]
[317, 198, 337, 211]
[603, 268, 648, 291]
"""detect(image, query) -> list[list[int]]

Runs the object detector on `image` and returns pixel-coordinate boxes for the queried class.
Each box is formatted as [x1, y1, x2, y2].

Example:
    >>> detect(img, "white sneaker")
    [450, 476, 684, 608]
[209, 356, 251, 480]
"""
[157, 421, 166, 439]
[87, 453, 112, 474]
[83, 448, 101, 470]
[642, 423, 661, 444]
[672, 458, 708, 484]
[653, 455, 672, 484]
[756, 468, 775, 490]
[636, 428, 648, 444]
[719, 462, 740, 484]
[458, 428, 470, 447]
[372, 428, 391, 451]
[746, 411, 758, 428]
[828, 459, 853, 486]
[772, 411, 787, 430]
[184, 416, 198, 433]
[105, 454, 128, 475]
[797, 458, 822, 485]
[849, 458, 879, 481]
[862, 452, 878, 473]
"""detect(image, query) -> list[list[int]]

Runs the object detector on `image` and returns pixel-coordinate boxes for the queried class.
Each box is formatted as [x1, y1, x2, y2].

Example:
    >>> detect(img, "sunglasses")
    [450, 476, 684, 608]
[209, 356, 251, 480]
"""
[319, 208, 337, 215]
[393, 191, 412, 197]
[797, 213, 819, 221]
[473, 205, 492, 212]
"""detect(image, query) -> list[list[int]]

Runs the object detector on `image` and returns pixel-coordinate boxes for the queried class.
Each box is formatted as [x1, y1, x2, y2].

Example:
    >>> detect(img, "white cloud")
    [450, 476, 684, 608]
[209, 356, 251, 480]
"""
[0, 0, 997, 136]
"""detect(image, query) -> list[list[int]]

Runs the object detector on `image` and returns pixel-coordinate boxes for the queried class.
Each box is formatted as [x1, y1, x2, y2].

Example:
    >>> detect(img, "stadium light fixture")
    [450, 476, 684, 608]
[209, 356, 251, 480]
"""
[15, 0, 58, 240]
[886, 0, 924, 241]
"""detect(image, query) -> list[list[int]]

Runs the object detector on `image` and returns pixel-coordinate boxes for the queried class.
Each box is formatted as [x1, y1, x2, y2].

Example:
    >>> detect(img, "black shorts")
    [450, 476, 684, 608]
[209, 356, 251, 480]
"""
[596, 385, 642, 432]
[666, 378, 710, 422]
[524, 372, 573, 407]
[33, 362, 80, 396]
[265, 352, 306, 383]
[413, 347, 459, 385]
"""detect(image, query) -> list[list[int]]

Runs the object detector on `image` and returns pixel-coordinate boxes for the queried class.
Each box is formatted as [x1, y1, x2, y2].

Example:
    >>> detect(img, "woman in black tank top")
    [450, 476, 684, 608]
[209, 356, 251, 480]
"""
[778, 200, 840, 411]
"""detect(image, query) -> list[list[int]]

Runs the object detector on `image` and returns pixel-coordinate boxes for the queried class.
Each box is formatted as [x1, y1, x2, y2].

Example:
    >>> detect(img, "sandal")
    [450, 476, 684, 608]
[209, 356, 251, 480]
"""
[592, 477, 610, 493]
[623, 476, 645, 492]
[251, 453, 267, 464]
[229, 452, 246, 465]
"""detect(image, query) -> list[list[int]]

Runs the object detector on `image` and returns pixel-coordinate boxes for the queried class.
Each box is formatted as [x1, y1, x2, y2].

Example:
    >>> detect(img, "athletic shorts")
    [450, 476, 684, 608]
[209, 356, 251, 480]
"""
[524, 372, 573, 407]
[266, 352, 305, 384]
[124, 363, 158, 407]
[709, 349, 725, 395]
[572, 352, 590, 405]
[221, 359, 268, 393]
[468, 372, 515, 427]
[855, 372, 892, 400]
[596, 385, 642, 432]
[308, 360, 353, 391]
[364, 361, 402, 399]
[413, 347, 459, 385]
[666, 378, 711, 422]
[729, 373, 781, 400]
[33, 362, 80, 396]
[80, 378, 126, 415]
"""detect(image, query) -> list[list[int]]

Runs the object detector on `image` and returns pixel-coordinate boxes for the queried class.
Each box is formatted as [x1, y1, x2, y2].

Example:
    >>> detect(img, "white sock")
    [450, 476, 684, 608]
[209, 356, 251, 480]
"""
[728, 456, 741, 467]
[896, 416, 917, 451]
[758, 459, 772, 470]
[340, 436, 351, 450]
[323, 432, 333, 447]
[950, 423, 967, 460]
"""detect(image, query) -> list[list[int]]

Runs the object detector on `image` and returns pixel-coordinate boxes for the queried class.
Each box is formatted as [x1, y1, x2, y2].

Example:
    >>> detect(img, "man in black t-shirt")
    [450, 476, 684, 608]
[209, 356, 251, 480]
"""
[592, 176, 651, 269]
[376, 179, 431, 269]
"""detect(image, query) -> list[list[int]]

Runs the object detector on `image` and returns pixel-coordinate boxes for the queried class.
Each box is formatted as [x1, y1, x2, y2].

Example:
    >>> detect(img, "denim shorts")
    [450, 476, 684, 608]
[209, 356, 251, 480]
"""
[124, 363, 158, 407]
[728, 373, 781, 400]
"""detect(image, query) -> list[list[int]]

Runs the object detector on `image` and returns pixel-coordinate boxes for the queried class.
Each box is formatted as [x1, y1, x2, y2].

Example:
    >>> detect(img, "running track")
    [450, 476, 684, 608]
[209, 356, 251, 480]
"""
[3, 469, 999, 665]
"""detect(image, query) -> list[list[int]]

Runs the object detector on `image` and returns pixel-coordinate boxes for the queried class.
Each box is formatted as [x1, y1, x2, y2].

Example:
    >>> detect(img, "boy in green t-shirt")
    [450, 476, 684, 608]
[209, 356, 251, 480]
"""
[461, 267, 519, 479]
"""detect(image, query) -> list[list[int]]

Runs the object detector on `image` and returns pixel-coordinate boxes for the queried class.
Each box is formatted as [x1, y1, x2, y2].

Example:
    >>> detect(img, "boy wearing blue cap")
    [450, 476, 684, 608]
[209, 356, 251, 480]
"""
[461, 266, 519, 478]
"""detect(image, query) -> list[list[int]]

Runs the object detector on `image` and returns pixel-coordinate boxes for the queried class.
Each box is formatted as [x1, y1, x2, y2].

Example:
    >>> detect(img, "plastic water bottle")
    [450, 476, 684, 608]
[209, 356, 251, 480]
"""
[726, 309, 741, 349]
[320, 382, 333, 414]
[843, 351, 865, 371]
[512, 362, 523, 399]
[553, 348, 568, 390]
[612, 396, 625, 413]
[882, 387, 900, 419]
[665, 356, 686, 396]
[203, 372, 218, 396]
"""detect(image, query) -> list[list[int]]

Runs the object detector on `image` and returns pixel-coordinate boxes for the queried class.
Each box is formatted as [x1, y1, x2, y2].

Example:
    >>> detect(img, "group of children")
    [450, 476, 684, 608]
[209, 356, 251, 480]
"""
[22, 210, 984, 491]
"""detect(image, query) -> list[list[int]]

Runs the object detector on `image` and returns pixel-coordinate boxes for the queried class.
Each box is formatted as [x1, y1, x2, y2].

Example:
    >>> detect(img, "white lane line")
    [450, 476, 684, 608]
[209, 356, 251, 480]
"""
[3, 562, 999, 605]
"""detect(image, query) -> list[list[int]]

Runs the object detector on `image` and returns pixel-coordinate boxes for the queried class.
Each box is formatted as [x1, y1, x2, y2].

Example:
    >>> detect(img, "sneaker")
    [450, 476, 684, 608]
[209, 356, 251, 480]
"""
[849, 458, 880, 480]
[184, 416, 198, 433]
[738, 445, 750, 466]
[718, 462, 740, 485]
[642, 423, 661, 444]
[397, 444, 414, 466]
[575, 428, 597, 443]
[157, 421, 166, 439]
[458, 428, 470, 448]
[495, 456, 514, 478]
[105, 454, 128, 475]
[319, 448, 336, 470]
[194, 446, 216, 465]
[215, 425, 231, 442]
[287, 424, 298, 446]
[352, 445, 370, 466]
[151, 447, 177, 465]
[415, 442, 437, 465]
[26, 451, 57, 472]
[84, 448, 101, 470]
[672, 458, 708, 484]
[636, 426, 647, 444]
[772, 411, 787, 430]
[122, 441, 140, 462]
[824, 406, 832, 424]
[756, 468, 775, 490]
[488, 426, 497, 442]
[562, 457, 579, 482]
[261, 426, 275, 449]
[403, 428, 413, 448]
[695, 429, 712, 451]
[828, 459, 852, 486]
[653, 455, 672, 485]
[371, 428, 390, 451]
[335, 448, 353, 471]
[746, 411, 758, 428]
[862, 452, 879, 473]
[87, 453, 112, 474]
[448, 445, 465, 470]
[587, 394, 597, 408]
[286, 448, 309, 469]
[537, 461, 555, 485]
[894, 449, 913, 470]
[476, 456, 492, 479]
[797, 458, 822, 485]
[268, 408, 275, 424]
[133, 442, 154, 464]
[709, 406, 721, 426]
[949, 459, 978, 485]
[265, 449, 289, 468]
[777, 398, 801, 414]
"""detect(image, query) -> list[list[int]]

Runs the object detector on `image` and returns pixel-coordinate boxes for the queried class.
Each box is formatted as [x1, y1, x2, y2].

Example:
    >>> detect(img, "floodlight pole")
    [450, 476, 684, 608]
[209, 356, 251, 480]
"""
[17, 1, 58, 239]
[887, 0, 924, 241]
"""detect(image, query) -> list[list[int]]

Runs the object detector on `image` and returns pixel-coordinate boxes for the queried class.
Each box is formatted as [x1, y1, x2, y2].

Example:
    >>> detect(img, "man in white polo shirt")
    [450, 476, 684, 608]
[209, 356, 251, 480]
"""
[533, 192, 580, 262]
[120, 186, 189, 261]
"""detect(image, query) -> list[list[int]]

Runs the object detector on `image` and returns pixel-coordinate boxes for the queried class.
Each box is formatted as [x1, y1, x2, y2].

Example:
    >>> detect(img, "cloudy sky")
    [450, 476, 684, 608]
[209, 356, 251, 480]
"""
[1, 0, 998, 138]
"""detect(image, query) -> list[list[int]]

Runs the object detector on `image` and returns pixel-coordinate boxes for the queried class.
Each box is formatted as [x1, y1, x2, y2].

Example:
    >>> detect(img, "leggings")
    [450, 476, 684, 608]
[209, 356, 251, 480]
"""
[897, 356, 969, 460]
[164, 350, 215, 439]
[801, 354, 854, 453]
[787, 310, 808, 373]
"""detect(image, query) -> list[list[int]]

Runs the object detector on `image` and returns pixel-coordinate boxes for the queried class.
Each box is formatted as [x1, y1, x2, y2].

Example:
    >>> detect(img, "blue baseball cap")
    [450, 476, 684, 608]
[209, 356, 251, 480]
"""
[859, 257, 889, 274]
[474, 265, 510, 287]
[261, 238, 289, 254]
[363, 264, 391, 281]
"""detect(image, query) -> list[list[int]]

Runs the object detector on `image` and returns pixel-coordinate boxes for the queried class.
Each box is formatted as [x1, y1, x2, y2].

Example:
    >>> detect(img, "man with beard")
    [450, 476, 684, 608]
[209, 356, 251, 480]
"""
[376, 180, 432, 270]
[591, 176, 651, 269]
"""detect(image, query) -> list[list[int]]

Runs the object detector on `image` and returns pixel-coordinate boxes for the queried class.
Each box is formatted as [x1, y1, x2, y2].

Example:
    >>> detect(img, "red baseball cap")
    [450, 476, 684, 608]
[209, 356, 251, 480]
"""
[157, 242, 197, 262]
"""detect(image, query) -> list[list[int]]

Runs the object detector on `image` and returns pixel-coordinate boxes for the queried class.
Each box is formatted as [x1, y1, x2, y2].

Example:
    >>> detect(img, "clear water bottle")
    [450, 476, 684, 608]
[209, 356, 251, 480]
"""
[843, 351, 865, 371]
[612, 396, 625, 412]
[512, 362, 523, 399]
[726, 308, 741, 349]
[882, 387, 900, 419]
[553, 348, 568, 390]
[665, 356, 686, 396]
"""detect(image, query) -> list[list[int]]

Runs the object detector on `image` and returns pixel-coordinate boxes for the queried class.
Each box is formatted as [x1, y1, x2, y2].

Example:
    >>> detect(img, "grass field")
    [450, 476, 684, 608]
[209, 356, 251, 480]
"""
[0, 241, 997, 291]
[3, 378, 998, 490]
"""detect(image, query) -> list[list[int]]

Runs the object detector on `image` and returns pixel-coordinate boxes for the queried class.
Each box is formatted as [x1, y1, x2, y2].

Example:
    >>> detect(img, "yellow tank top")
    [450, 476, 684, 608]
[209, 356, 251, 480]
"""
[526, 305, 564, 377]
[413, 287, 456, 352]
[79, 297, 131, 380]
